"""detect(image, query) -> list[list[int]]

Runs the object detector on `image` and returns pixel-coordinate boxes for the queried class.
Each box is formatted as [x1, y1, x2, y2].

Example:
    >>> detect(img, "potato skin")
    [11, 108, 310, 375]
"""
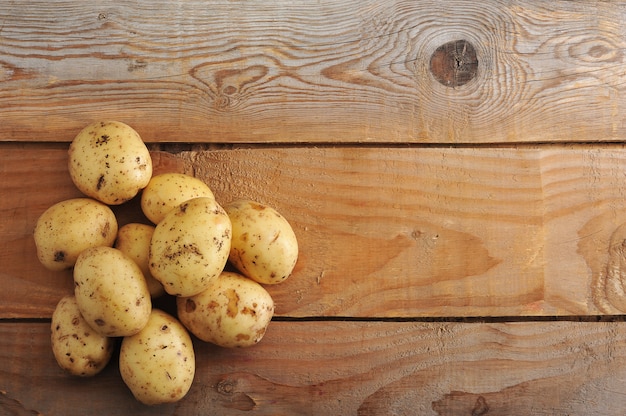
[114, 223, 165, 298]
[225, 200, 298, 285]
[177, 271, 274, 348]
[149, 197, 231, 297]
[73, 246, 152, 337]
[68, 120, 152, 205]
[141, 173, 215, 225]
[119, 309, 195, 405]
[51, 295, 115, 377]
[34, 198, 118, 271]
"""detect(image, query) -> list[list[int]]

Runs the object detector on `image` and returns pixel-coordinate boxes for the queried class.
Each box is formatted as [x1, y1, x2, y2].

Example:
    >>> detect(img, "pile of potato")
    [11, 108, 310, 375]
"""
[34, 121, 299, 405]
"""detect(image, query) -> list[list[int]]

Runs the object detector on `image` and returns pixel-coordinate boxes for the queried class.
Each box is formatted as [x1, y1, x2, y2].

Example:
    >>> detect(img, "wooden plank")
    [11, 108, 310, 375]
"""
[2, 320, 626, 415]
[0, 147, 191, 319]
[1, 0, 626, 144]
[5, 144, 626, 318]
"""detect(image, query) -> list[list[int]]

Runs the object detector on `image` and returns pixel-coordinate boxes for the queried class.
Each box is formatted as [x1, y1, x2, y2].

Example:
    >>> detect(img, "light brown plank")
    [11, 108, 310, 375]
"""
[0, 147, 191, 319]
[2, 320, 626, 415]
[1, 0, 625, 143]
[5, 145, 626, 318]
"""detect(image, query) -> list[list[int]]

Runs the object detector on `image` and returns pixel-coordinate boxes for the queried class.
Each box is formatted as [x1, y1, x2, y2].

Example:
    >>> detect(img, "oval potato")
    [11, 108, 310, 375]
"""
[120, 309, 195, 405]
[149, 197, 231, 297]
[34, 198, 118, 271]
[68, 120, 152, 205]
[74, 246, 151, 337]
[141, 172, 215, 225]
[51, 295, 115, 377]
[177, 271, 274, 348]
[225, 200, 298, 284]
[114, 223, 165, 298]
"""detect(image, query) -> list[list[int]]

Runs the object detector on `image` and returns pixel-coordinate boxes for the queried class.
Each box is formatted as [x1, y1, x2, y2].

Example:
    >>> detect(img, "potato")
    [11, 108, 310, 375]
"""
[119, 309, 195, 405]
[74, 246, 151, 337]
[149, 197, 231, 297]
[141, 172, 215, 225]
[177, 271, 274, 348]
[68, 120, 152, 205]
[225, 199, 298, 285]
[114, 223, 165, 298]
[50, 295, 115, 377]
[34, 198, 118, 271]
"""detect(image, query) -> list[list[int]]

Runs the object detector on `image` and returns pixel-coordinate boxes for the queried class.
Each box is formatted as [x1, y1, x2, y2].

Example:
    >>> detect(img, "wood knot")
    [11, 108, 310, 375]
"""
[216, 378, 237, 395]
[430, 40, 478, 87]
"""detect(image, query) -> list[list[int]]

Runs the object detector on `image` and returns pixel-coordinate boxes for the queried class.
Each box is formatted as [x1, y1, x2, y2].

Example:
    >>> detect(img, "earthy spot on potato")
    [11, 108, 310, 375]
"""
[94, 318, 106, 326]
[96, 174, 106, 190]
[225, 289, 240, 318]
[185, 299, 196, 312]
[54, 250, 66, 262]
[71, 317, 80, 326]
[241, 307, 256, 316]
[101, 222, 110, 238]
[236, 333, 250, 341]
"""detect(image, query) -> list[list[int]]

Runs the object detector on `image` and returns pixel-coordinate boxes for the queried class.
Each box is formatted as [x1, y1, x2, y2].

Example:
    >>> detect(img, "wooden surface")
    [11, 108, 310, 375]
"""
[4, 0, 626, 414]
[0, 0, 625, 144]
[4, 320, 626, 415]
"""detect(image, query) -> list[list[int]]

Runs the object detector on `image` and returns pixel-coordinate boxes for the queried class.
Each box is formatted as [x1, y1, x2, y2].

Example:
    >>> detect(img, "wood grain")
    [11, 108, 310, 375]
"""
[3, 320, 626, 415]
[5, 145, 626, 318]
[1, 0, 625, 143]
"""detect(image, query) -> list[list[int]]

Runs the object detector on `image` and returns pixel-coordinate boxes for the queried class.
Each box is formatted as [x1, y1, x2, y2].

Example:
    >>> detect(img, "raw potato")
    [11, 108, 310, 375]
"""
[177, 271, 274, 348]
[51, 295, 115, 377]
[114, 223, 165, 298]
[68, 120, 152, 205]
[34, 198, 118, 271]
[149, 197, 232, 297]
[74, 246, 151, 337]
[225, 199, 299, 285]
[141, 172, 215, 224]
[120, 309, 195, 405]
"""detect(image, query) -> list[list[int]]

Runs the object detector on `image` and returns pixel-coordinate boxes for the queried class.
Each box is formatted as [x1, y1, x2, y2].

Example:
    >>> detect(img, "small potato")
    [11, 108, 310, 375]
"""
[34, 198, 118, 271]
[68, 120, 152, 205]
[141, 172, 215, 224]
[74, 246, 151, 337]
[177, 271, 274, 348]
[51, 295, 115, 377]
[120, 309, 195, 405]
[114, 223, 165, 298]
[149, 197, 231, 297]
[225, 200, 298, 285]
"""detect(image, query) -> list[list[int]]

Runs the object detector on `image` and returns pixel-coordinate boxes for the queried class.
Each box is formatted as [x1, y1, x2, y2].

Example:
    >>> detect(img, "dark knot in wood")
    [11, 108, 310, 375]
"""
[430, 40, 478, 87]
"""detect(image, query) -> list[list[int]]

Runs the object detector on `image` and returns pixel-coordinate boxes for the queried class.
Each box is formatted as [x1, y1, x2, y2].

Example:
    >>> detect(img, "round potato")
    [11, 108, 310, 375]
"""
[51, 295, 115, 377]
[68, 120, 152, 205]
[114, 223, 165, 298]
[225, 199, 298, 284]
[149, 197, 231, 297]
[34, 198, 118, 271]
[120, 309, 195, 405]
[177, 271, 274, 348]
[74, 246, 151, 337]
[141, 172, 215, 225]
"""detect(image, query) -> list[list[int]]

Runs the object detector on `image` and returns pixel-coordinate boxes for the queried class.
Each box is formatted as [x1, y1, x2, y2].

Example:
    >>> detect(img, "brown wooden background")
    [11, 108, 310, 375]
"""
[3, 1, 626, 414]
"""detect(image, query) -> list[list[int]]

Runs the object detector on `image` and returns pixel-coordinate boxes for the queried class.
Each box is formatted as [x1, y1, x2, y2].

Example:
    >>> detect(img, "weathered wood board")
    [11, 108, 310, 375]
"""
[3, 321, 626, 415]
[1, 0, 626, 143]
[4, 0, 626, 414]
[5, 145, 626, 318]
